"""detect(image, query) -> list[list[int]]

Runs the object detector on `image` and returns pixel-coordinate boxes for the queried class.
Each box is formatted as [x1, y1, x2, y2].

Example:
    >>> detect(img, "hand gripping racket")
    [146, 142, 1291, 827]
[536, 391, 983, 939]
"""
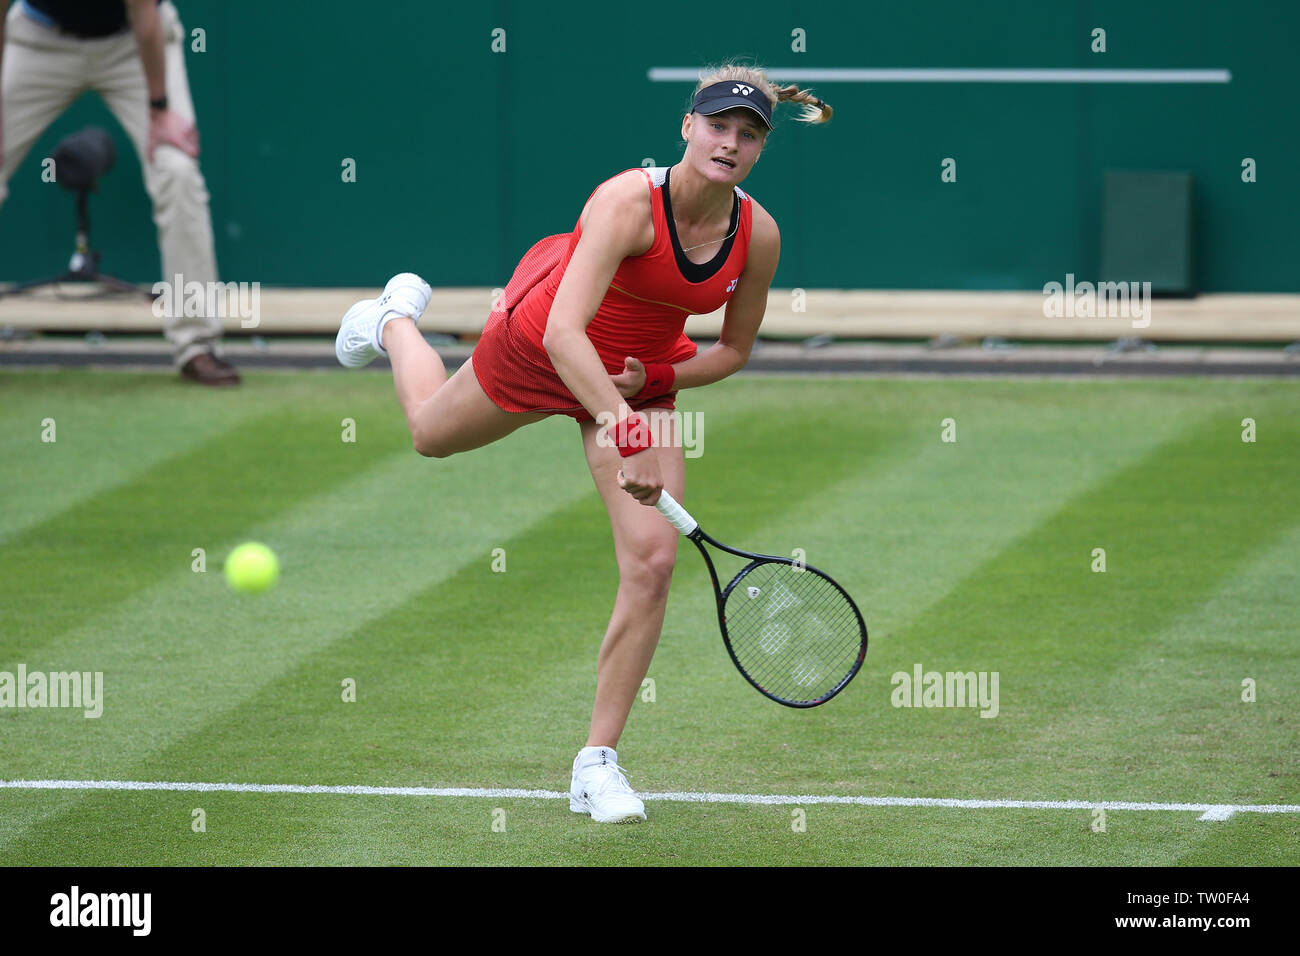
[655, 490, 867, 707]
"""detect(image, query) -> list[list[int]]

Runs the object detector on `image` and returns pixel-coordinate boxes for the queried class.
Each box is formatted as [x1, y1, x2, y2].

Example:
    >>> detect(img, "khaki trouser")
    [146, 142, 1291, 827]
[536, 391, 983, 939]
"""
[1, 0, 221, 366]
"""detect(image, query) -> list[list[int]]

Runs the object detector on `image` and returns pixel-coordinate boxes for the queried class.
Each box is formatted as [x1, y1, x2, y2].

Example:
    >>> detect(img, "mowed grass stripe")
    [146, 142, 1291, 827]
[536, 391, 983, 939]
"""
[641, 385, 1296, 812]
[1075, 519, 1300, 865]
[4, 376, 1296, 865]
[19, 380, 1209, 863]
[1017, 518, 1300, 867]
[0, 372, 269, 544]
[10, 381, 1267, 861]
[0, 390, 923, 863]
[0, 380, 408, 659]
[642, 384, 1225, 795]
[696, 375, 1222, 639]
[0, 370, 398, 539]
[0, 413, 584, 852]
[1107, 520, 1300, 866]
[0, 390, 920, 868]
[850, 407, 1300, 809]
[33, 394, 916, 787]
[1029, 512, 1300, 799]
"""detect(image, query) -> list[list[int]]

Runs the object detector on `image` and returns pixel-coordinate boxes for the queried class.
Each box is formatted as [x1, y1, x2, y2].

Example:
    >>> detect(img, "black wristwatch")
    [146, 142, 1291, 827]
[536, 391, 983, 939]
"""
[149, 95, 168, 112]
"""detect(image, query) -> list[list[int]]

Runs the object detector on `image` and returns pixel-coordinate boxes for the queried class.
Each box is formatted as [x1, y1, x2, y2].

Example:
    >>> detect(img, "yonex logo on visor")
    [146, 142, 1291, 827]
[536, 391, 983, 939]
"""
[691, 80, 774, 129]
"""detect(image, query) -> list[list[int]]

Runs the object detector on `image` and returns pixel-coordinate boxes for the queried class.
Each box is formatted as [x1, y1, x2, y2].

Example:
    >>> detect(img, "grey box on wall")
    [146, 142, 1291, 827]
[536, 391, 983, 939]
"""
[1101, 171, 1196, 296]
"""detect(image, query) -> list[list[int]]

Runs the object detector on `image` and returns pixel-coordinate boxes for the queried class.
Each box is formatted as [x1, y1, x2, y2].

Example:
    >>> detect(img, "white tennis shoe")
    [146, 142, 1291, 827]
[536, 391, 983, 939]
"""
[334, 272, 432, 368]
[570, 746, 647, 823]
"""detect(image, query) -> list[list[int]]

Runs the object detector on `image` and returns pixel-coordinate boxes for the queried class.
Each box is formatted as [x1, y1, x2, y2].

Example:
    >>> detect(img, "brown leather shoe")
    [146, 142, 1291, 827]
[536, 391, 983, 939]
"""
[180, 352, 241, 386]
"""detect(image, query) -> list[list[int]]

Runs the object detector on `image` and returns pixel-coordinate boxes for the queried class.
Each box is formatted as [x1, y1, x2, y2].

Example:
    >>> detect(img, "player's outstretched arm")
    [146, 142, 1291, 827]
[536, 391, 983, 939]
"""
[543, 172, 654, 423]
[544, 172, 665, 502]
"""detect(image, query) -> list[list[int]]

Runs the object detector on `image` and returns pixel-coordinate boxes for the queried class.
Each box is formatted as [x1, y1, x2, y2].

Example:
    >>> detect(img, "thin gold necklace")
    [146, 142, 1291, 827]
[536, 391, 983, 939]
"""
[675, 215, 739, 253]
[669, 167, 738, 253]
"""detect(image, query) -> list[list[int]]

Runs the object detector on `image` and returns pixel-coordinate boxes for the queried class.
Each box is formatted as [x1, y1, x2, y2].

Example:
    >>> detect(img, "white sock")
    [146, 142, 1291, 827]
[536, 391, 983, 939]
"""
[576, 745, 617, 770]
[373, 310, 406, 354]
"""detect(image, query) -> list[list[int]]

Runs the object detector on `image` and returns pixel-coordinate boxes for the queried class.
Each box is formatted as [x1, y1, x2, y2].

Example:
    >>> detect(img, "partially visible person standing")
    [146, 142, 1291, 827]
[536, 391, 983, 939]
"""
[0, 0, 239, 385]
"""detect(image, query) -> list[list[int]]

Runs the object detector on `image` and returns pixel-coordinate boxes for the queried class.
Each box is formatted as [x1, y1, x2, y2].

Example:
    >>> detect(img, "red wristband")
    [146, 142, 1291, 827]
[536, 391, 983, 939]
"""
[612, 413, 652, 458]
[631, 363, 676, 401]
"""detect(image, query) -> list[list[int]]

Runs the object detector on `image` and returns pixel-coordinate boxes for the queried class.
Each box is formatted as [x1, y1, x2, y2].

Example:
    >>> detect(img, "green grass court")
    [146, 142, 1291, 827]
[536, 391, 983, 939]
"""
[1, 369, 1297, 865]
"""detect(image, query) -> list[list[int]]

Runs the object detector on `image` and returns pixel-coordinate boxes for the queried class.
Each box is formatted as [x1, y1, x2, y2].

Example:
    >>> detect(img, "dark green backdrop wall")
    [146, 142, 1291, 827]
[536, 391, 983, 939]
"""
[1, 0, 1295, 290]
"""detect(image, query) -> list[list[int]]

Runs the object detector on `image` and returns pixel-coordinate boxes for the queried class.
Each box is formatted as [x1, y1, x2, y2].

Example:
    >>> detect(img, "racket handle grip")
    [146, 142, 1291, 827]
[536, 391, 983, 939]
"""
[655, 489, 699, 536]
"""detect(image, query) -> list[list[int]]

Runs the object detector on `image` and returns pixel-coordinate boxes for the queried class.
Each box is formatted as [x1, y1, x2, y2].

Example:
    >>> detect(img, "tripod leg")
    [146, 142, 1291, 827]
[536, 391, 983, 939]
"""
[89, 273, 154, 299]
[1, 273, 84, 296]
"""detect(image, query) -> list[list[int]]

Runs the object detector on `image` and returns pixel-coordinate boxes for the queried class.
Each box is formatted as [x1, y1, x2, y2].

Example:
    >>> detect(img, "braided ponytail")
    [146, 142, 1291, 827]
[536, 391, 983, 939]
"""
[773, 83, 833, 124]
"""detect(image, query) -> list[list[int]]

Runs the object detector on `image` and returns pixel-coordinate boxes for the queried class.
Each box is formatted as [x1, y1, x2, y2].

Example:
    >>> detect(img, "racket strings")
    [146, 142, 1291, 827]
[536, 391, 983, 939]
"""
[724, 562, 864, 704]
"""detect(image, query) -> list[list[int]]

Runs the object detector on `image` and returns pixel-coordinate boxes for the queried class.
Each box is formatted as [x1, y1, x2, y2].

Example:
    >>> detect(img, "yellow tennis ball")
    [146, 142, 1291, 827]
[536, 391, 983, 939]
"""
[224, 542, 280, 594]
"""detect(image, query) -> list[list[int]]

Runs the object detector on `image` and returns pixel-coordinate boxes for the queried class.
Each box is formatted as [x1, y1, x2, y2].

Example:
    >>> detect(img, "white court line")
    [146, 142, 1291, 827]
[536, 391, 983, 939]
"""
[648, 67, 1232, 84]
[3, 779, 1295, 822]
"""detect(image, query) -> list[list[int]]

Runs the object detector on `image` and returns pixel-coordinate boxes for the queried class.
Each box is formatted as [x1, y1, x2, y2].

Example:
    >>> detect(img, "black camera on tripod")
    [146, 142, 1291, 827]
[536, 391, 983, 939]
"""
[1, 125, 151, 299]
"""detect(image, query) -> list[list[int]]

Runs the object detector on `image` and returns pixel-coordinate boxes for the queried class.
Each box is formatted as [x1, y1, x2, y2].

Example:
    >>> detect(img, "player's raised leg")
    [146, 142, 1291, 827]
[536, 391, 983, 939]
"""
[570, 409, 685, 822]
[335, 272, 432, 369]
[336, 274, 546, 456]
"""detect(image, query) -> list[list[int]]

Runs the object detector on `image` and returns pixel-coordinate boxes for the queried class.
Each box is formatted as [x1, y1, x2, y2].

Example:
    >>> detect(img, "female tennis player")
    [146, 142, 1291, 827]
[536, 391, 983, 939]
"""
[336, 64, 830, 823]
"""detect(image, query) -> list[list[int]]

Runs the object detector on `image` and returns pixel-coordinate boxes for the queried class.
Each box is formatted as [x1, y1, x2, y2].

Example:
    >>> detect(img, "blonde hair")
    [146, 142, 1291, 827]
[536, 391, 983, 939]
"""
[692, 62, 833, 125]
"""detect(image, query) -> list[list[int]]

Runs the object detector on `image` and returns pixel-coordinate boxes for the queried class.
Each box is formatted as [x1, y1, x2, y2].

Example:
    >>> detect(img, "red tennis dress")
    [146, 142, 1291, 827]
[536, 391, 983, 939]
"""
[471, 165, 754, 422]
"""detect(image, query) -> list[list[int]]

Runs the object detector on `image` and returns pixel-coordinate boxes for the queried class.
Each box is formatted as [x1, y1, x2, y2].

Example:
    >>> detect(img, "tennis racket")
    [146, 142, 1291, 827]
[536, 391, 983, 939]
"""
[655, 489, 867, 708]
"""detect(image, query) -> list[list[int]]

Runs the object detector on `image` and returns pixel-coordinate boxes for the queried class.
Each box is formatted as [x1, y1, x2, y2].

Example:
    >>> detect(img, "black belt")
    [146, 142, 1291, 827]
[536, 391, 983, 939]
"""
[22, 4, 131, 39]
[49, 23, 131, 39]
